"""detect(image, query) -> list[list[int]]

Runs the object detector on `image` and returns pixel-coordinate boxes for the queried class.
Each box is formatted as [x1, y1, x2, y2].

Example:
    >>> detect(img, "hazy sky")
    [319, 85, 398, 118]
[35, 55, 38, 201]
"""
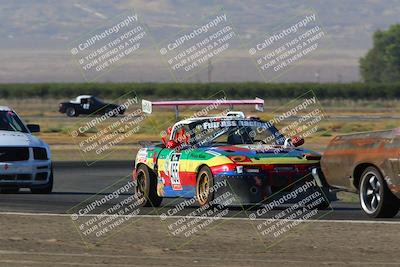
[0, 0, 399, 83]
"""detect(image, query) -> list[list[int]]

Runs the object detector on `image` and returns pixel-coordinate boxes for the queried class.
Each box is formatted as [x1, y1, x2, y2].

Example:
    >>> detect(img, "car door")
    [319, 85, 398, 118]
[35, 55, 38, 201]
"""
[157, 125, 194, 197]
[156, 148, 184, 197]
[90, 97, 105, 114]
[80, 98, 91, 114]
[165, 148, 194, 197]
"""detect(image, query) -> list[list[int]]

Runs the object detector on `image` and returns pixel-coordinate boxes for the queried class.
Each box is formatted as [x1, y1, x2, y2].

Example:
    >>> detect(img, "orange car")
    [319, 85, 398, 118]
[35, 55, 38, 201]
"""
[320, 128, 400, 218]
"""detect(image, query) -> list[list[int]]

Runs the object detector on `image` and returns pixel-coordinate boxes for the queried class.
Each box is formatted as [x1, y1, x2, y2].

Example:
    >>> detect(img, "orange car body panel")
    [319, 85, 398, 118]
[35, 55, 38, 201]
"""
[321, 128, 400, 198]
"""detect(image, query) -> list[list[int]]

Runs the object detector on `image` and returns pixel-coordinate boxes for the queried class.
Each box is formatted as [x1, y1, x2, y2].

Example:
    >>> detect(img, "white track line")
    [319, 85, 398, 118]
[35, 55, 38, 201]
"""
[0, 251, 399, 266]
[1, 211, 399, 224]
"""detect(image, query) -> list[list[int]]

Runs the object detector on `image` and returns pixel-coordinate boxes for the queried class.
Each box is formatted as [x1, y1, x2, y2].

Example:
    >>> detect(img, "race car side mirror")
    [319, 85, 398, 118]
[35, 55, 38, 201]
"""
[167, 139, 180, 149]
[292, 136, 304, 147]
[27, 124, 40, 133]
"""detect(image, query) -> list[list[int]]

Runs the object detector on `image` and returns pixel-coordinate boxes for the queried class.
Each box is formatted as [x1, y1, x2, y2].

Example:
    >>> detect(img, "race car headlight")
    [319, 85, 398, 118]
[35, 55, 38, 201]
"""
[33, 147, 48, 160]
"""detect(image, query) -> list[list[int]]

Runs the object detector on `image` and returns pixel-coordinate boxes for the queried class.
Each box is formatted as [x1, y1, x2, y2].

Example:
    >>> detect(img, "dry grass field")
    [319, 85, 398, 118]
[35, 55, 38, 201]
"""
[1, 98, 398, 161]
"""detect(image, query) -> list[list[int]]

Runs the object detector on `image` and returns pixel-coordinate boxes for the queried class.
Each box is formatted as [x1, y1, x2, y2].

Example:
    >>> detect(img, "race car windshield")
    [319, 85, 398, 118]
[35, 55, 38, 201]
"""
[0, 111, 29, 133]
[189, 120, 285, 147]
[92, 97, 104, 104]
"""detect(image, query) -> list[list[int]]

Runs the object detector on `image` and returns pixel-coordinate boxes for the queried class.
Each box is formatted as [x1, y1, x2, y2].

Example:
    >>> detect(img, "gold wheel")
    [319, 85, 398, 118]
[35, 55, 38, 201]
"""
[196, 166, 214, 207]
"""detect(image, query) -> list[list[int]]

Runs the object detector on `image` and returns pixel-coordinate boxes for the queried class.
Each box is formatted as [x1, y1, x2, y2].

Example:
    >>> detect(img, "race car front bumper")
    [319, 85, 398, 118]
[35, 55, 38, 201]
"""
[213, 174, 268, 205]
[0, 160, 52, 188]
[213, 170, 315, 206]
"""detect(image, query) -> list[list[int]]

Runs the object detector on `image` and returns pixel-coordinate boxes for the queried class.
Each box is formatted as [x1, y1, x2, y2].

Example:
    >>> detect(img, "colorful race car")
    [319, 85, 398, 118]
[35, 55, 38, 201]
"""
[133, 112, 327, 207]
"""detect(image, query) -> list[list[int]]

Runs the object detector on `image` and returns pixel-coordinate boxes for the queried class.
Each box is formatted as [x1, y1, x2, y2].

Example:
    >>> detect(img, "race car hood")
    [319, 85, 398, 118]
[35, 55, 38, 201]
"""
[0, 130, 47, 147]
[204, 144, 321, 160]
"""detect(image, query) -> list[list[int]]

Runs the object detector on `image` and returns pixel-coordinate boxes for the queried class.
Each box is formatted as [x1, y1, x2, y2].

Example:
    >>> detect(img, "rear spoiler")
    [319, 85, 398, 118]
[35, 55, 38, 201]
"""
[141, 98, 264, 119]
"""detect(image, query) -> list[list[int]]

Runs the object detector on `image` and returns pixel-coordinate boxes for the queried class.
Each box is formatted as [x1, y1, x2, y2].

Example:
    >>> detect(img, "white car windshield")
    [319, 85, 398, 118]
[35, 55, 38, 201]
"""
[0, 111, 28, 133]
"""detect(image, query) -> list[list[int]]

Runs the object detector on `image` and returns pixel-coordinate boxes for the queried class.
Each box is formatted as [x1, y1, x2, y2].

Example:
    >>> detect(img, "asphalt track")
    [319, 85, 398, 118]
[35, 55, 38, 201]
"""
[0, 160, 399, 221]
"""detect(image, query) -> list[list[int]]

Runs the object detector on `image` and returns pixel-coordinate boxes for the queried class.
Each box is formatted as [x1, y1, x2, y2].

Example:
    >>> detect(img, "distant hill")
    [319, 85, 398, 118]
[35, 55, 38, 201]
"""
[0, 0, 399, 83]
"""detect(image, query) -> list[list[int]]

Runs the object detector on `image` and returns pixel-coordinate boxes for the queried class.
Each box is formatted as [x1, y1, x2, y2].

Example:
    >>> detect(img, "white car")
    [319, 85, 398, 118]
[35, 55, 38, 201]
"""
[0, 106, 53, 193]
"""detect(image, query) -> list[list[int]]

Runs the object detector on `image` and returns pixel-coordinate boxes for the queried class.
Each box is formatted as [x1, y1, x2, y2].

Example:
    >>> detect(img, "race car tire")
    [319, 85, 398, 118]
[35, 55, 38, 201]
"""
[359, 167, 399, 218]
[0, 187, 19, 193]
[66, 107, 78, 117]
[135, 165, 162, 207]
[31, 169, 53, 194]
[196, 166, 214, 207]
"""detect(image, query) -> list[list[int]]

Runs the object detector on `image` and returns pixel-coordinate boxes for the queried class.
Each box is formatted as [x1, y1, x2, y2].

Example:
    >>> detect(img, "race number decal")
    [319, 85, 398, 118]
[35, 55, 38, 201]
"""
[169, 153, 182, 190]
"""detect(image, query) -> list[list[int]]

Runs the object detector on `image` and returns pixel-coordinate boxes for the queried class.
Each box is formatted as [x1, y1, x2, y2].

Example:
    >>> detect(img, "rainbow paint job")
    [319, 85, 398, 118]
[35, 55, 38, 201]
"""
[134, 116, 322, 204]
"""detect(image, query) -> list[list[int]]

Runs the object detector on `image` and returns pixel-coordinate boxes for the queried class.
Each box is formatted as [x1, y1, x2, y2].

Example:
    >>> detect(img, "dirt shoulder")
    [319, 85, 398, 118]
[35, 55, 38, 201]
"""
[1, 214, 399, 266]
